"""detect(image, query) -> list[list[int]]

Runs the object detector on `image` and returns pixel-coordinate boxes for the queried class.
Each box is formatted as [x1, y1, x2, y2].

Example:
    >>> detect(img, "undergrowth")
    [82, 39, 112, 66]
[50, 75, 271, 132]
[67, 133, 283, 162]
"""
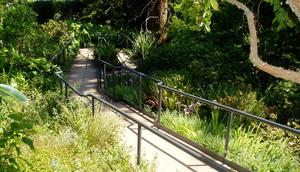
[0, 88, 153, 171]
[160, 110, 300, 171]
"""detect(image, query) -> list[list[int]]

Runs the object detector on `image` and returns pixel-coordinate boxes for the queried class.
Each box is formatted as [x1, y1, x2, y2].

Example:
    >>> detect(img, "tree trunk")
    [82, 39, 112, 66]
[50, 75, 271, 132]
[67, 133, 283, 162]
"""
[159, 0, 168, 43]
[227, 0, 300, 84]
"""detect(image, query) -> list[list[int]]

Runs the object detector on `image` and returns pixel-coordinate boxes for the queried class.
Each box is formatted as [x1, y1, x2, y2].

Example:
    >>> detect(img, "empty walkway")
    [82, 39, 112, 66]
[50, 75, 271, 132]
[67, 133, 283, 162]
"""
[67, 48, 229, 172]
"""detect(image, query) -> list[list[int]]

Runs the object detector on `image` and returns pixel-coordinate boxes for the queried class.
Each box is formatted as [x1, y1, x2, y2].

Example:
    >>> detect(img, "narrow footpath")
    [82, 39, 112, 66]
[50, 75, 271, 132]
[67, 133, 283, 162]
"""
[67, 48, 229, 172]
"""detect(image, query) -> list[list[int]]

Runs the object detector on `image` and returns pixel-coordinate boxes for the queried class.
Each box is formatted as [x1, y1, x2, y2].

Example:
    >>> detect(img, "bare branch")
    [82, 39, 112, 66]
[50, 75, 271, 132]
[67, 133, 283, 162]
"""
[128, 0, 157, 22]
[141, 16, 159, 32]
[227, 0, 300, 84]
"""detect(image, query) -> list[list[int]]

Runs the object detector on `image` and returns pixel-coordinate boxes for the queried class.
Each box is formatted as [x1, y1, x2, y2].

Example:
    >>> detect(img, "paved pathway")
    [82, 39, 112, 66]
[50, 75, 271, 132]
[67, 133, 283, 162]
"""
[67, 48, 229, 172]
[116, 49, 136, 69]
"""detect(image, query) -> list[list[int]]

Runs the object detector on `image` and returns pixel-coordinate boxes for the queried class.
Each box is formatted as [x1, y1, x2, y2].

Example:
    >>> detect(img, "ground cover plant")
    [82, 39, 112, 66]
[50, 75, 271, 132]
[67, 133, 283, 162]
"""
[160, 110, 299, 171]
[0, 86, 152, 171]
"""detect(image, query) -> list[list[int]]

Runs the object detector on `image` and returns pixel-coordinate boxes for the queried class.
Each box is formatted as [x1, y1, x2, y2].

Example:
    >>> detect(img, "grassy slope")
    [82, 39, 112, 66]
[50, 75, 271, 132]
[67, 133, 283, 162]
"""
[0, 88, 153, 171]
[161, 110, 299, 171]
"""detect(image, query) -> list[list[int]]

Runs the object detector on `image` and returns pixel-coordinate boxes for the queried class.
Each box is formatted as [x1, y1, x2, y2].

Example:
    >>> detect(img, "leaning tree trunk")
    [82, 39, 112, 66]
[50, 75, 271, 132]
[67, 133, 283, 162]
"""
[227, 0, 300, 84]
[159, 0, 168, 43]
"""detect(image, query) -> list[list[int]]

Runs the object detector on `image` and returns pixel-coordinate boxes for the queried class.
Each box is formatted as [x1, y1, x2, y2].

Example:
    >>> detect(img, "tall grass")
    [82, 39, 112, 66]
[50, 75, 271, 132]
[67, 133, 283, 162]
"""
[0, 87, 152, 171]
[160, 110, 299, 171]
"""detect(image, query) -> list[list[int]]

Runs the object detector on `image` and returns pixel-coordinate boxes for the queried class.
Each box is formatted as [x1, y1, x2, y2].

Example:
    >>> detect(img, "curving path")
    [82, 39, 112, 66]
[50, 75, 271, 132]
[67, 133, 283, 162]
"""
[67, 48, 229, 172]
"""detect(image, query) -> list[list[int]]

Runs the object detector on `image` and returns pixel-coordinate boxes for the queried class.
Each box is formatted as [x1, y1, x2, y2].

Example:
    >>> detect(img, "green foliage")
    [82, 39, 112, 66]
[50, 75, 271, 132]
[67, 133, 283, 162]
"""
[0, 97, 34, 171]
[150, 69, 266, 122]
[149, 70, 193, 111]
[115, 84, 139, 105]
[142, 29, 253, 86]
[0, 84, 28, 104]
[93, 25, 120, 63]
[85, 115, 120, 148]
[95, 42, 118, 63]
[170, 0, 221, 33]
[0, 4, 38, 47]
[127, 32, 156, 66]
[81, 0, 124, 25]
[161, 110, 300, 171]
[0, 88, 151, 171]
[141, 0, 300, 126]
[264, 0, 297, 31]
[1, 48, 56, 90]
[265, 80, 300, 122]
[0, 113, 34, 171]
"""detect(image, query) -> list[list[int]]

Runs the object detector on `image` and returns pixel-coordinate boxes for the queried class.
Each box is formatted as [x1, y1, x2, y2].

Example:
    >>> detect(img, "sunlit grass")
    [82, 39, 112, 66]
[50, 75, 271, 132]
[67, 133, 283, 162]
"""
[0, 89, 153, 171]
[160, 110, 300, 171]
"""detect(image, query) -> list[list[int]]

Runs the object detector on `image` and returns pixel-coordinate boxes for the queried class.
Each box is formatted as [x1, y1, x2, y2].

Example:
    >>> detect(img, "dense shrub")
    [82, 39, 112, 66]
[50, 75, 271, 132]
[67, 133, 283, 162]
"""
[265, 80, 300, 122]
[141, 29, 254, 86]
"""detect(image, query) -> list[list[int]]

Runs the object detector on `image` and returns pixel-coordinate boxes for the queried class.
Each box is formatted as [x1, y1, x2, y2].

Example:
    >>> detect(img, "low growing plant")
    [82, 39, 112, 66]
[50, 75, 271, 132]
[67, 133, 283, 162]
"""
[160, 110, 299, 171]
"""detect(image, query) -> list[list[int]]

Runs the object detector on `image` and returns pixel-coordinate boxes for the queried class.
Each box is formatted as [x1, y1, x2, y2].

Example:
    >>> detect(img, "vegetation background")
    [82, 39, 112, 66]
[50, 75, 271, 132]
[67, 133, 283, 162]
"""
[0, 0, 299, 171]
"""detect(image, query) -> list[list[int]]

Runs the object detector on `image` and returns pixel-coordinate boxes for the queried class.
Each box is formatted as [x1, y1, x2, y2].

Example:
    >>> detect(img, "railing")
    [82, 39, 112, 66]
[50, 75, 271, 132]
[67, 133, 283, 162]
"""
[54, 70, 229, 171]
[97, 59, 300, 170]
[50, 38, 74, 66]
[51, 40, 231, 171]
[97, 59, 163, 110]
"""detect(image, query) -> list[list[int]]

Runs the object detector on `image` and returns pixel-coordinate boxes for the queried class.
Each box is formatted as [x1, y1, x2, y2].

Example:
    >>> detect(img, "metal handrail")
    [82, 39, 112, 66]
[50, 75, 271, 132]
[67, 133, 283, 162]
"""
[97, 59, 300, 169]
[160, 84, 300, 135]
[50, 38, 75, 65]
[98, 59, 163, 84]
[97, 60, 300, 135]
[54, 71, 230, 171]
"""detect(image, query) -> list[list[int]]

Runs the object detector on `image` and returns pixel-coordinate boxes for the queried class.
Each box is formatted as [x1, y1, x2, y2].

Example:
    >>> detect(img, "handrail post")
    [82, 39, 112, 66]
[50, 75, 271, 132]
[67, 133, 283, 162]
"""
[92, 96, 95, 116]
[158, 85, 162, 124]
[65, 82, 68, 99]
[137, 124, 142, 165]
[139, 75, 142, 109]
[104, 64, 107, 90]
[224, 112, 233, 157]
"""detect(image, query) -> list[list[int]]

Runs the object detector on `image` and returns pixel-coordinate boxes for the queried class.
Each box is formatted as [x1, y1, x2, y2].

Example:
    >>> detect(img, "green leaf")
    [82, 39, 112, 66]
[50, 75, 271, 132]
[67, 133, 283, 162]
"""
[22, 137, 34, 150]
[0, 84, 28, 105]
[210, 0, 219, 11]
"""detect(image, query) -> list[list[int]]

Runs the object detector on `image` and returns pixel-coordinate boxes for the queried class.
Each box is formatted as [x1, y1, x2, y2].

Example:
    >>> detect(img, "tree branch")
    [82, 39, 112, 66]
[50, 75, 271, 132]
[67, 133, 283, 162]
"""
[287, 0, 300, 20]
[128, 0, 157, 22]
[227, 0, 300, 84]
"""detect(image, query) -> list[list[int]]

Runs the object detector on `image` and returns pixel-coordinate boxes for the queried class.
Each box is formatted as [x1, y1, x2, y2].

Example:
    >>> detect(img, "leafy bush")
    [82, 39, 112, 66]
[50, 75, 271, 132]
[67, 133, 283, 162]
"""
[0, 4, 38, 48]
[127, 32, 156, 66]
[0, 110, 34, 171]
[0, 86, 33, 171]
[265, 80, 300, 122]
[95, 41, 118, 64]
[93, 25, 121, 64]
[80, 0, 125, 25]
[149, 70, 193, 111]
